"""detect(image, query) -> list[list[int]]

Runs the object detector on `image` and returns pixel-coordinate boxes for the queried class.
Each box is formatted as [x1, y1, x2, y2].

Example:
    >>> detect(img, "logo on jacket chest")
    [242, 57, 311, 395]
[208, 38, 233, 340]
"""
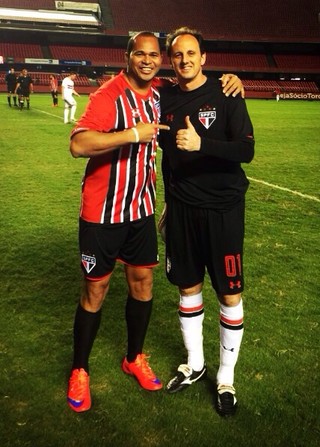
[198, 105, 216, 129]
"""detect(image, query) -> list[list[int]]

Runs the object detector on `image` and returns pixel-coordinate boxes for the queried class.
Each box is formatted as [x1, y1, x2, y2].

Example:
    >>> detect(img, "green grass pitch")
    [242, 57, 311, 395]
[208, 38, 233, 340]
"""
[0, 93, 319, 446]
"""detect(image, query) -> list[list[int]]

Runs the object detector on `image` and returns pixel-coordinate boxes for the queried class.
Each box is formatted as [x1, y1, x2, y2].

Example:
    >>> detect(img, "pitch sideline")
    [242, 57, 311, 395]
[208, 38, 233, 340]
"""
[247, 177, 320, 203]
[32, 107, 64, 120]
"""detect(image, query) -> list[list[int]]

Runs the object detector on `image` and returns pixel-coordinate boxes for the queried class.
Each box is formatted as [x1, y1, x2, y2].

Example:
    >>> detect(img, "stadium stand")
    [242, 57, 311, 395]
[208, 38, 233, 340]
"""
[204, 53, 270, 70]
[277, 80, 319, 93]
[106, 0, 320, 42]
[4, 41, 318, 75]
[0, 0, 319, 97]
[96, 74, 113, 86]
[2, 0, 319, 42]
[274, 54, 320, 70]
[0, 42, 43, 60]
[243, 80, 319, 93]
[49, 45, 125, 66]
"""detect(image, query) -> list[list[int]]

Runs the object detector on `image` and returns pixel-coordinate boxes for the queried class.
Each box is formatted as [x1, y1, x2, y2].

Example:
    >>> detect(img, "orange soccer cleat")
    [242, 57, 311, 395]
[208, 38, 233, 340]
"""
[122, 354, 162, 391]
[67, 368, 91, 412]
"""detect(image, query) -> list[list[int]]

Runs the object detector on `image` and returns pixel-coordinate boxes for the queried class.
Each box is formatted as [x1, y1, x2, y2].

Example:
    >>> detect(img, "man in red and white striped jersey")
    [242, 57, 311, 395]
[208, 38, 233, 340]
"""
[67, 31, 170, 412]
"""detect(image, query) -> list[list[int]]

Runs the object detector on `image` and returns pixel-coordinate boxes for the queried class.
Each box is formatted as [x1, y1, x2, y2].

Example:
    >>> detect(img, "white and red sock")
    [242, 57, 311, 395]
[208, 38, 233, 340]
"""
[217, 299, 244, 386]
[179, 292, 205, 371]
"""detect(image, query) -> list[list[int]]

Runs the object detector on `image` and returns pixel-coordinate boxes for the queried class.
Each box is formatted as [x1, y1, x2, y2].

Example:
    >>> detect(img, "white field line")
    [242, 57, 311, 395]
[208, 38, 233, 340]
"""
[248, 177, 320, 203]
[32, 107, 64, 120]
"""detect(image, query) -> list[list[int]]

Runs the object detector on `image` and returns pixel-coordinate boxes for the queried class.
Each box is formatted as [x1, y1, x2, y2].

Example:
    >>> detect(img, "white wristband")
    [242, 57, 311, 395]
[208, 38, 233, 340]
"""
[131, 127, 139, 143]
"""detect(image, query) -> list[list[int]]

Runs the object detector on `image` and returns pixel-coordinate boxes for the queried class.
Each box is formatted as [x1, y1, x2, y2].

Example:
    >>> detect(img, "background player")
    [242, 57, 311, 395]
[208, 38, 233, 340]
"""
[61, 72, 80, 123]
[5, 67, 18, 107]
[49, 74, 59, 107]
[15, 68, 33, 110]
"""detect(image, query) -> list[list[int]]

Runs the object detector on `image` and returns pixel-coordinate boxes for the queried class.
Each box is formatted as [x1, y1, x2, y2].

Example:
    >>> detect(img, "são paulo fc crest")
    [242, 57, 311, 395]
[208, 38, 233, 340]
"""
[198, 106, 216, 129]
[81, 254, 96, 274]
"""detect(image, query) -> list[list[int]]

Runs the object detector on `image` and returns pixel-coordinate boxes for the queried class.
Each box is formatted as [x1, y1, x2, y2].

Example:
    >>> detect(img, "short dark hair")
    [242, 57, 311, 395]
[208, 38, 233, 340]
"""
[126, 31, 158, 54]
[166, 27, 205, 56]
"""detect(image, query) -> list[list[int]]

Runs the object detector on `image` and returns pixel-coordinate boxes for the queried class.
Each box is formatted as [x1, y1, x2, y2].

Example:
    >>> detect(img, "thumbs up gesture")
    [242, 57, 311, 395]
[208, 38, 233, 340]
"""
[176, 116, 201, 152]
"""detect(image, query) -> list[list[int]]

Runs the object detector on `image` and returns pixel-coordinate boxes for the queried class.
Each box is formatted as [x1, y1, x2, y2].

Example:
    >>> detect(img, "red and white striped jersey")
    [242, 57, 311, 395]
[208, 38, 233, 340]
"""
[71, 71, 161, 224]
[49, 77, 58, 91]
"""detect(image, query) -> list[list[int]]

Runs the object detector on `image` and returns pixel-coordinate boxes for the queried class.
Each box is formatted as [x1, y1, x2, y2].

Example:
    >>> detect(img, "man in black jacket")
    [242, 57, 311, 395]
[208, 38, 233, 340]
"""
[159, 27, 255, 417]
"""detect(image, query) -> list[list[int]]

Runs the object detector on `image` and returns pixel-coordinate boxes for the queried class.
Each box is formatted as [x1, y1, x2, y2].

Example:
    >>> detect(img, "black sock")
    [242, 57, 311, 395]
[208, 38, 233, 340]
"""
[72, 304, 102, 373]
[125, 295, 153, 362]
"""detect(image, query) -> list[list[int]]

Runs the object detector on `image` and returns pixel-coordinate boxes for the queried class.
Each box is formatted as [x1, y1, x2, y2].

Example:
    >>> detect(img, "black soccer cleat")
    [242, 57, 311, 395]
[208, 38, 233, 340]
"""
[215, 384, 238, 417]
[166, 363, 207, 393]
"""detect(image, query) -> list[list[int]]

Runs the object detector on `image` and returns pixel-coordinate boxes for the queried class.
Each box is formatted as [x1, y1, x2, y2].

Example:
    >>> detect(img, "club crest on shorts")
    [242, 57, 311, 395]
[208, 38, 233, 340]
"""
[198, 106, 216, 129]
[81, 254, 96, 274]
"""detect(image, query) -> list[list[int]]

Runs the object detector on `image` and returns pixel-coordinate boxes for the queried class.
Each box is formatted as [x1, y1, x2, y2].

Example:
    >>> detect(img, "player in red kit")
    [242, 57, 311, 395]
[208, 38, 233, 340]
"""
[67, 32, 169, 412]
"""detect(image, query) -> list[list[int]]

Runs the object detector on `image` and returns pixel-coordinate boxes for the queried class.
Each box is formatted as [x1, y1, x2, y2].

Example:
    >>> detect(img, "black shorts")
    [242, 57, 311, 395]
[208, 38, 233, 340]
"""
[17, 88, 30, 98]
[79, 215, 159, 280]
[7, 85, 16, 94]
[165, 196, 245, 295]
